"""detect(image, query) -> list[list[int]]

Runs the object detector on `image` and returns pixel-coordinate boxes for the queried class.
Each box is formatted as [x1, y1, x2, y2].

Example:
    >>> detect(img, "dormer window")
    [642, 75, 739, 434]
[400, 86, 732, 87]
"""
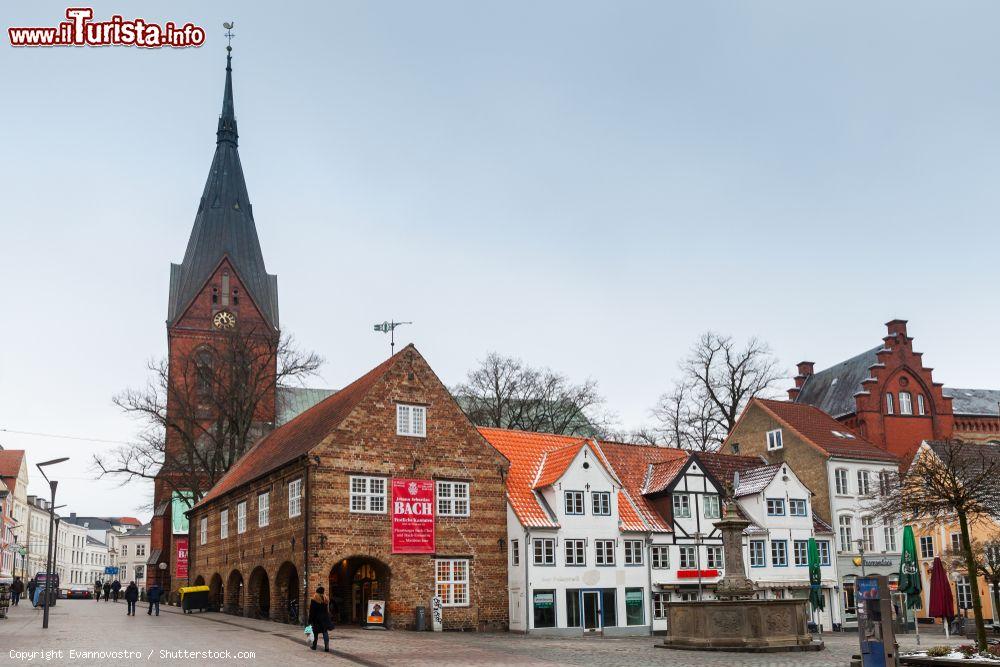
[766, 429, 783, 451]
[899, 392, 913, 415]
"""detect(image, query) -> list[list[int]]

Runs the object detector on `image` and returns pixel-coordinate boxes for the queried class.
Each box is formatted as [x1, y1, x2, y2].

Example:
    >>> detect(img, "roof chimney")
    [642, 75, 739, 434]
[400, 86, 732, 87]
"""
[789, 360, 815, 400]
[886, 319, 908, 338]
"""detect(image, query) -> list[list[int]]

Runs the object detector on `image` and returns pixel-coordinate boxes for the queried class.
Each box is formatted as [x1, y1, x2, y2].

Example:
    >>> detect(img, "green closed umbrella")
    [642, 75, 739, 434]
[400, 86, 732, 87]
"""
[898, 525, 923, 644]
[808, 538, 825, 612]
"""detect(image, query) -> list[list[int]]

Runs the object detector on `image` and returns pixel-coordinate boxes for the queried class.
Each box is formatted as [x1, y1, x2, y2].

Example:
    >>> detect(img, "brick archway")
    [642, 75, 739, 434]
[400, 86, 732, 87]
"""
[193, 575, 206, 586]
[274, 561, 300, 624]
[209, 573, 224, 611]
[328, 556, 391, 626]
[247, 566, 270, 620]
[224, 569, 244, 615]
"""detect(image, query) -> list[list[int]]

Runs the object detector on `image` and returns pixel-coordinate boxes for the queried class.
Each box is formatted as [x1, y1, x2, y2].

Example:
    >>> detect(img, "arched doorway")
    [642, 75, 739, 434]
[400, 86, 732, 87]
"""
[224, 570, 244, 616]
[248, 566, 270, 620]
[209, 573, 224, 611]
[274, 562, 300, 624]
[194, 575, 206, 586]
[329, 557, 390, 626]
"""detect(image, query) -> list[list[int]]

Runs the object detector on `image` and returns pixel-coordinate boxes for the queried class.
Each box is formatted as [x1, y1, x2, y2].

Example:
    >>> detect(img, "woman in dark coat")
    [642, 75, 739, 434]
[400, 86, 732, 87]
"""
[124, 582, 139, 616]
[307, 587, 331, 652]
[103, 581, 111, 601]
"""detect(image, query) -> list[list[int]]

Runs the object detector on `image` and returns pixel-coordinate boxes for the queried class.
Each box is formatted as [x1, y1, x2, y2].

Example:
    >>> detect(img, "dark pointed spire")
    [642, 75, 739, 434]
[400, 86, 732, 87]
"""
[216, 46, 238, 146]
[167, 42, 279, 330]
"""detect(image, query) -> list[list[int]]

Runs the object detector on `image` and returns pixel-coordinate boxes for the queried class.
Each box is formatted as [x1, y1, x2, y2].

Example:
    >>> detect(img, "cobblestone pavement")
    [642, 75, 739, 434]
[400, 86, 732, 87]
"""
[0, 599, 971, 667]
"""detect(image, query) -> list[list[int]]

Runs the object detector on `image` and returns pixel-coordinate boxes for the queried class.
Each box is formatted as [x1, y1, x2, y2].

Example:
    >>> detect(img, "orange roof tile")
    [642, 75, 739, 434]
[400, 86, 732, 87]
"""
[753, 399, 898, 463]
[195, 350, 401, 508]
[0, 450, 26, 493]
[594, 441, 688, 532]
[533, 439, 588, 489]
[616, 491, 647, 532]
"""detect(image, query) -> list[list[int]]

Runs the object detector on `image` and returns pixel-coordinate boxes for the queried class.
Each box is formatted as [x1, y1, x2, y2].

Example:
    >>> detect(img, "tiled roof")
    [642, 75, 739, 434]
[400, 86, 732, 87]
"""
[616, 491, 646, 532]
[695, 451, 769, 494]
[943, 388, 1000, 417]
[755, 399, 898, 463]
[123, 523, 151, 537]
[0, 450, 26, 493]
[533, 440, 588, 489]
[195, 350, 401, 508]
[644, 458, 688, 495]
[478, 428, 592, 529]
[732, 464, 781, 497]
[596, 441, 688, 532]
[794, 346, 882, 418]
[925, 440, 1000, 475]
[813, 515, 834, 534]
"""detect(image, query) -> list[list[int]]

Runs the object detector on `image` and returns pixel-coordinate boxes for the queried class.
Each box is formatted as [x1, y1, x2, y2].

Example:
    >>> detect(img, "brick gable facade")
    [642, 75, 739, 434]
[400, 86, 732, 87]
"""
[187, 346, 510, 631]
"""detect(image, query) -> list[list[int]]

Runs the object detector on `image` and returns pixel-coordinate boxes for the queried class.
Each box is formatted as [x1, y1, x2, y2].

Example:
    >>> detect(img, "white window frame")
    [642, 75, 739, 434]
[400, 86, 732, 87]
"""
[652, 592, 669, 620]
[137, 544, 146, 557]
[899, 391, 913, 415]
[672, 493, 691, 518]
[857, 470, 872, 496]
[651, 545, 669, 569]
[766, 498, 786, 516]
[436, 481, 470, 517]
[288, 478, 302, 518]
[199, 517, 207, 545]
[835, 468, 850, 495]
[350, 476, 387, 514]
[511, 539, 519, 566]
[396, 404, 427, 437]
[624, 539, 644, 566]
[766, 428, 783, 451]
[917, 394, 926, 415]
[220, 509, 229, 539]
[565, 539, 586, 566]
[564, 490, 584, 515]
[435, 559, 469, 607]
[679, 545, 697, 569]
[817, 540, 831, 566]
[793, 540, 809, 566]
[703, 494, 720, 519]
[771, 540, 788, 567]
[595, 539, 616, 566]
[884, 523, 898, 552]
[838, 515, 853, 552]
[258, 491, 270, 527]
[789, 499, 808, 516]
[236, 501, 247, 534]
[861, 516, 875, 551]
[533, 538, 555, 566]
[592, 491, 611, 516]
[749, 541, 766, 567]
[706, 545, 724, 569]
[886, 393, 894, 415]
[920, 535, 934, 559]
[957, 575, 973, 609]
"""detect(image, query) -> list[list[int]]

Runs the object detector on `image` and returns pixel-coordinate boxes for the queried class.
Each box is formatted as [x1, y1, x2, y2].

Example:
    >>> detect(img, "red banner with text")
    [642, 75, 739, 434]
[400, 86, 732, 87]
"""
[392, 478, 435, 554]
[175, 536, 189, 579]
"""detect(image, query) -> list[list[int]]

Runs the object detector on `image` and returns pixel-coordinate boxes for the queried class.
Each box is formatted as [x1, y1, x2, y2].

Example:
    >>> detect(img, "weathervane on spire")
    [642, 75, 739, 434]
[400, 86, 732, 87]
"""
[223, 22, 235, 51]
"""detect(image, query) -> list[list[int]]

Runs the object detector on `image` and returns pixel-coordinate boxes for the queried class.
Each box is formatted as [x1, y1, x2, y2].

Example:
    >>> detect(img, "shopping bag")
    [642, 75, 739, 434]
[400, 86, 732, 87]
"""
[304, 625, 314, 644]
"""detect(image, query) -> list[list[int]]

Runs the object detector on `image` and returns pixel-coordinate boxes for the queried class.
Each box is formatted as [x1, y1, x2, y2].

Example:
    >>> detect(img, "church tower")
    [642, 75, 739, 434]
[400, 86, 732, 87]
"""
[150, 46, 279, 590]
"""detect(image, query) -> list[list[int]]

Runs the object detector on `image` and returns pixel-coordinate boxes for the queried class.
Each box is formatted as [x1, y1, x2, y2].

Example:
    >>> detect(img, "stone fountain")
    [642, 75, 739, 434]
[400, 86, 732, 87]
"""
[658, 502, 823, 653]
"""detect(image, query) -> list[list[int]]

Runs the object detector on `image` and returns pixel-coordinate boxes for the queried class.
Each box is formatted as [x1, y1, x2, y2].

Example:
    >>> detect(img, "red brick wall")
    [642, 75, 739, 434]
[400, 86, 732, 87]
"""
[189, 347, 510, 631]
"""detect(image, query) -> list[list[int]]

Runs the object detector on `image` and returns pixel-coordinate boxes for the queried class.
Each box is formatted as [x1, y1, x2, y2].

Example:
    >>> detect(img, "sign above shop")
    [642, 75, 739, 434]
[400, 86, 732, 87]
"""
[677, 569, 720, 579]
[852, 557, 894, 568]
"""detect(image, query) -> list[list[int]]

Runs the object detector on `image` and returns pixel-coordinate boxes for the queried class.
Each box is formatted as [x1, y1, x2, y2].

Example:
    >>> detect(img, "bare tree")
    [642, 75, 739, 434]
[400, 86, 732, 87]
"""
[454, 352, 607, 437]
[94, 328, 322, 509]
[653, 332, 784, 450]
[869, 439, 1000, 650]
[946, 534, 1000, 630]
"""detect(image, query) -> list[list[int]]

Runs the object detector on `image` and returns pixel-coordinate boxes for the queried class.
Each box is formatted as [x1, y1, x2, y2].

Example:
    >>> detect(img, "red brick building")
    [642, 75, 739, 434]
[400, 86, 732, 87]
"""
[789, 319, 1000, 465]
[185, 346, 510, 630]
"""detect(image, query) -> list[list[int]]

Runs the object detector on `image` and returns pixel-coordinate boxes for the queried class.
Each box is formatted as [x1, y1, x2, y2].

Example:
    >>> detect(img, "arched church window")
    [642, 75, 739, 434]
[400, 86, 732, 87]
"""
[221, 272, 230, 306]
[232, 288, 239, 306]
[195, 349, 215, 396]
[885, 393, 894, 415]
[917, 394, 926, 415]
[899, 392, 913, 415]
[212, 287, 219, 305]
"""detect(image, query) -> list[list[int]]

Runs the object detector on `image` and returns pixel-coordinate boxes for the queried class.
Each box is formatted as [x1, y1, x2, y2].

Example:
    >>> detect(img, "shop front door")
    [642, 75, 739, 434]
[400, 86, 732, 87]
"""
[582, 591, 601, 633]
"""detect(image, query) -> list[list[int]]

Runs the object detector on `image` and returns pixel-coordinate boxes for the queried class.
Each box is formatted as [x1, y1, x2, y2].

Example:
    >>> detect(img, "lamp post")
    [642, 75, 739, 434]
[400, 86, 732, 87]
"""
[36, 457, 69, 629]
[693, 532, 705, 602]
[855, 538, 868, 578]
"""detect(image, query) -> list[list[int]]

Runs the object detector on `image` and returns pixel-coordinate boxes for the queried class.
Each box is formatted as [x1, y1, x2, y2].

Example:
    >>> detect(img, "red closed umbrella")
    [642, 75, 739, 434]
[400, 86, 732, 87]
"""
[928, 557, 955, 635]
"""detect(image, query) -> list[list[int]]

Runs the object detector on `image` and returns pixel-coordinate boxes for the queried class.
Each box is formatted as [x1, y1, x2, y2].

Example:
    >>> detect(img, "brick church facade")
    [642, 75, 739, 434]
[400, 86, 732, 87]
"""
[185, 346, 511, 630]
[789, 319, 1000, 464]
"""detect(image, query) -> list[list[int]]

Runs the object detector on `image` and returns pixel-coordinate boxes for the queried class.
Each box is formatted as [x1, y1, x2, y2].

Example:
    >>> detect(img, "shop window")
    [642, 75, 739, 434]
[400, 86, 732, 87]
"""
[565, 590, 581, 627]
[533, 590, 556, 628]
[843, 581, 857, 615]
[625, 588, 644, 626]
[600, 589, 617, 627]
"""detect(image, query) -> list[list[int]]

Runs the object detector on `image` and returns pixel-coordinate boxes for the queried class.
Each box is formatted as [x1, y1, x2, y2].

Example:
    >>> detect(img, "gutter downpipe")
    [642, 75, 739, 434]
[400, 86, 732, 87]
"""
[524, 529, 531, 636]
[303, 454, 311, 627]
[646, 531, 654, 637]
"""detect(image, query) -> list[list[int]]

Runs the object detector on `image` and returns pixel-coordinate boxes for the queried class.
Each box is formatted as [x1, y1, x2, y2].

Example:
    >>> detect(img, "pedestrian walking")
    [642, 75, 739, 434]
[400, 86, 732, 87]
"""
[307, 587, 331, 652]
[147, 582, 162, 616]
[10, 577, 23, 606]
[26, 578, 36, 607]
[111, 579, 121, 602]
[94, 580, 102, 602]
[103, 581, 111, 602]
[124, 581, 138, 616]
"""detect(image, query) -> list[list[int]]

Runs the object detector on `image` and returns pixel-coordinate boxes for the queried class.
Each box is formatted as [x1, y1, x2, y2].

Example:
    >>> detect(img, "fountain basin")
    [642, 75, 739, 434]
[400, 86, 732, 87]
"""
[657, 599, 824, 653]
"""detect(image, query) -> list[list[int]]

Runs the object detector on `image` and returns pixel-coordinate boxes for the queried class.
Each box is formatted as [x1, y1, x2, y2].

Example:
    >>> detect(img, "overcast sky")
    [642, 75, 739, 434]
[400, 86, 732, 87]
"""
[3, 1, 1000, 518]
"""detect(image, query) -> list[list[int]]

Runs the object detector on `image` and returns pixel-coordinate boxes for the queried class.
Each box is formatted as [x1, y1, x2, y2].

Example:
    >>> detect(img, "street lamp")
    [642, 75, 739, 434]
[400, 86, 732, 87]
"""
[855, 538, 868, 578]
[36, 457, 68, 630]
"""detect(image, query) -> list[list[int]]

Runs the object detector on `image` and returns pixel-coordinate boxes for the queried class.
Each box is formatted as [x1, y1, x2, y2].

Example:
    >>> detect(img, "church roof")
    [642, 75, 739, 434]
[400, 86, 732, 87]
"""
[942, 388, 1000, 417]
[276, 387, 338, 426]
[167, 49, 278, 330]
[794, 346, 882, 418]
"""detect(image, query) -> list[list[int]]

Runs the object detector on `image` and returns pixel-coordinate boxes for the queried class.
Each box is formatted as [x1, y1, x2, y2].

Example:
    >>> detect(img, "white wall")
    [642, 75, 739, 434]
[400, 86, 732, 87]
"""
[826, 458, 901, 555]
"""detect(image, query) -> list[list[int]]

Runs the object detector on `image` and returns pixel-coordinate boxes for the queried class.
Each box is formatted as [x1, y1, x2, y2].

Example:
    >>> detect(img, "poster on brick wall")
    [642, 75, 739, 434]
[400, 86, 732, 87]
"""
[391, 478, 435, 554]
[175, 536, 189, 579]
